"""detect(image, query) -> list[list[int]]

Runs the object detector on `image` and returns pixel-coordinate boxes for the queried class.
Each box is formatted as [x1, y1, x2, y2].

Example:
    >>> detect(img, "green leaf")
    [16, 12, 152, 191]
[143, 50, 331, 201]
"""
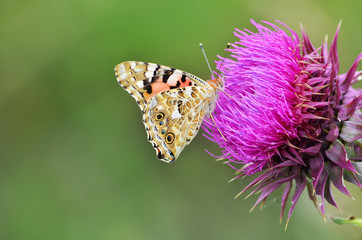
[330, 216, 362, 227]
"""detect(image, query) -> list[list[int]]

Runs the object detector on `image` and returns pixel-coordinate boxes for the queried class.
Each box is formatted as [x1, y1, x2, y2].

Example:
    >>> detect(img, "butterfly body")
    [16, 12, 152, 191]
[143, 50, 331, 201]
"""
[115, 61, 221, 163]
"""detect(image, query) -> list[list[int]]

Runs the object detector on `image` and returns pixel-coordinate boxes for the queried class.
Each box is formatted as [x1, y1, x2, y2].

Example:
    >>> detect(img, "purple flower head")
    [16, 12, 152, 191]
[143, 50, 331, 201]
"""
[203, 20, 362, 226]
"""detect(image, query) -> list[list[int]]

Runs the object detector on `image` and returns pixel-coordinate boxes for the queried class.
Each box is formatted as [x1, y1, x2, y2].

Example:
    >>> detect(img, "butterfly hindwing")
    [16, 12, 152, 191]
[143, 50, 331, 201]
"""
[145, 86, 213, 162]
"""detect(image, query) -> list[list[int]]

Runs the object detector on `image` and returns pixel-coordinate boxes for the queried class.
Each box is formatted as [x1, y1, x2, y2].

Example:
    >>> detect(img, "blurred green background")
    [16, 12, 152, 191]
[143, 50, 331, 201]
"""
[1, 0, 361, 239]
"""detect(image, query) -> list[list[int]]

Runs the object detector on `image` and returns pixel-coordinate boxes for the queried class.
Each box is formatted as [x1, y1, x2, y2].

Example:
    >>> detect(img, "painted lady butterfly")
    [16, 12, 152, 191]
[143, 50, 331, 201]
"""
[115, 61, 222, 163]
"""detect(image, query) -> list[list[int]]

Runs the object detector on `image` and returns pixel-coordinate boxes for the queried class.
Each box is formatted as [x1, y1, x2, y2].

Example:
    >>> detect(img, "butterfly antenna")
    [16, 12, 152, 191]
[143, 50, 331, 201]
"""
[210, 113, 227, 142]
[200, 43, 233, 100]
[199, 43, 215, 79]
[217, 43, 230, 76]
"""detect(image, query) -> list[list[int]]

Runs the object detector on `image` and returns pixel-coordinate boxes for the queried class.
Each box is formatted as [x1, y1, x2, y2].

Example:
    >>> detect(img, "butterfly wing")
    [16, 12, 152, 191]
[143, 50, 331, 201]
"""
[115, 61, 216, 163]
[115, 61, 209, 111]
[145, 85, 215, 162]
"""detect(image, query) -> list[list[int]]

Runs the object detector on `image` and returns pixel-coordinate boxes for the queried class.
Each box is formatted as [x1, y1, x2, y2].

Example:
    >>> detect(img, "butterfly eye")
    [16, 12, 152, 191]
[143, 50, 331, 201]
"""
[166, 133, 174, 144]
[156, 113, 164, 120]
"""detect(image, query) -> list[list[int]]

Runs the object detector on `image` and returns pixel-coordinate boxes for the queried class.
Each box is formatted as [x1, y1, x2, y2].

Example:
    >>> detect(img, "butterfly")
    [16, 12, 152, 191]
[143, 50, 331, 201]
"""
[114, 61, 222, 163]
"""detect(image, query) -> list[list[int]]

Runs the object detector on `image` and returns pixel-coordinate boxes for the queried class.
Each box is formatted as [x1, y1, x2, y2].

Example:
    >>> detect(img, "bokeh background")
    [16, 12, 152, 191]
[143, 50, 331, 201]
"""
[1, 0, 361, 239]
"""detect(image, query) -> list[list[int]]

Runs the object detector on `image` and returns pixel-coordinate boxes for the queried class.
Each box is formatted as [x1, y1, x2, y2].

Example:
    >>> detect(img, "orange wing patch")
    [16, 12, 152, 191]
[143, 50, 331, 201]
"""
[144, 82, 171, 101]
[144, 74, 194, 101]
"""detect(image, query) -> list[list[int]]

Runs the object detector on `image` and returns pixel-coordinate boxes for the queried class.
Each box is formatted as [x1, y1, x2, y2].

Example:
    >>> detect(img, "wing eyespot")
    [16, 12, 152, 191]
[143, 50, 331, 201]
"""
[156, 113, 164, 120]
[165, 133, 174, 144]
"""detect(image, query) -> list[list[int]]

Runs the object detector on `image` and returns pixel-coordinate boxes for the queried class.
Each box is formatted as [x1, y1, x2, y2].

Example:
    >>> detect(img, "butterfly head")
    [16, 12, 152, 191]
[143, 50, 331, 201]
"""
[207, 77, 224, 90]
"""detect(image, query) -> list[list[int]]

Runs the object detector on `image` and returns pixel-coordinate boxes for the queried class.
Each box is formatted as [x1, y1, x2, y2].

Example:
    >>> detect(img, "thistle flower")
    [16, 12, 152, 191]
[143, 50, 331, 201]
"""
[203, 20, 362, 226]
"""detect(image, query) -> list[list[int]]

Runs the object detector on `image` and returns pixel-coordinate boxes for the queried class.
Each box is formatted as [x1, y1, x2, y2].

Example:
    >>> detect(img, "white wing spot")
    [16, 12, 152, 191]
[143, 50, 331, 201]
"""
[134, 68, 143, 73]
[136, 81, 144, 88]
[145, 72, 153, 78]
[184, 89, 193, 96]
[147, 64, 157, 69]
[149, 98, 158, 108]
[117, 64, 126, 73]
[171, 110, 182, 119]
[120, 73, 128, 80]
